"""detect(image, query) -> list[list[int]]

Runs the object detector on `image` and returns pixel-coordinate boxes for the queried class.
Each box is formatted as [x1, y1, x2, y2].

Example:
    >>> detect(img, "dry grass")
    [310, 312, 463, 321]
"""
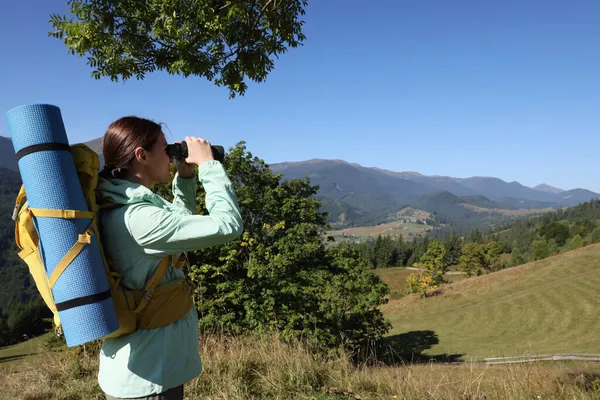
[2, 333, 600, 399]
[373, 268, 415, 299]
[4, 246, 600, 399]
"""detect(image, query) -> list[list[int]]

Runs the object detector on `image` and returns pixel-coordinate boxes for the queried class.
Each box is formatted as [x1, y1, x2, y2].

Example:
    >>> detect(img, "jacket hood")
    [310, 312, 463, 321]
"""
[96, 177, 168, 209]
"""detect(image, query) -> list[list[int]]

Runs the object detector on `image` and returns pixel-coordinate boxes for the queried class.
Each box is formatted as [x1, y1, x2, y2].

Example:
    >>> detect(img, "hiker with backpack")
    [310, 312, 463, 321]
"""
[94, 116, 243, 399]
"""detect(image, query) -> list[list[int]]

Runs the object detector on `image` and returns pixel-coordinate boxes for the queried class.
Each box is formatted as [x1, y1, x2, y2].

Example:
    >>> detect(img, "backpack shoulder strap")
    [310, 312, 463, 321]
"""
[13, 186, 39, 258]
[132, 256, 171, 314]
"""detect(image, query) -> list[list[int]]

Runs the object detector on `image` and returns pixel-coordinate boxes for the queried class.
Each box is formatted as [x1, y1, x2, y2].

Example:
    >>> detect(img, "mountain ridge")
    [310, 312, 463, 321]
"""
[1, 137, 598, 228]
[0, 137, 591, 195]
[534, 183, 564, 194]
[271, 159, 591, 194]
[269, 159, 600, 227]
[269, 159, 599, 201]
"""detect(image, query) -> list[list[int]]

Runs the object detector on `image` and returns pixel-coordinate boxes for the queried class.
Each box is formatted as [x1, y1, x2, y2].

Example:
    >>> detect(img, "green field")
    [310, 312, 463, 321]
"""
[381, 243, 600, 360]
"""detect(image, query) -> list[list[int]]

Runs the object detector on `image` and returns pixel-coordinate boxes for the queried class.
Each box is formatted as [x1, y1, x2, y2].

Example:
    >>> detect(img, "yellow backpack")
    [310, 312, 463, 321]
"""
[12, 143, 195, 340]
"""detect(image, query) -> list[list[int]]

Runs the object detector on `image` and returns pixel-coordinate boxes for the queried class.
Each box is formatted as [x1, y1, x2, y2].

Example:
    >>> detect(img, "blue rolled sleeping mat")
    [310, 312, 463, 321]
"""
[6, 104, 118, 346]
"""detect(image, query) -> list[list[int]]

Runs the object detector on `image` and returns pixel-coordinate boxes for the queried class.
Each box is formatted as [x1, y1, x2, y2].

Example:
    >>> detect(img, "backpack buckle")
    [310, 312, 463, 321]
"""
[78, 234, 91, 244]
[144, 289, 155, 301]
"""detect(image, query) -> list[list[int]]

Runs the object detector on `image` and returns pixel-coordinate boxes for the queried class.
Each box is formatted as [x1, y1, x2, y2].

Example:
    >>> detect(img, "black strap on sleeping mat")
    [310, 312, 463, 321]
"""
[55, 290, 111, 312]
[16, 142, 71, 161]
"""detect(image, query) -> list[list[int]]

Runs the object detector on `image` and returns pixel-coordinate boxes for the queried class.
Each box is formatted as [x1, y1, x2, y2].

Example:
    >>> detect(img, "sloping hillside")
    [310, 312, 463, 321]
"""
[0, 137, 17, 172]
[382, 244, 600, 360]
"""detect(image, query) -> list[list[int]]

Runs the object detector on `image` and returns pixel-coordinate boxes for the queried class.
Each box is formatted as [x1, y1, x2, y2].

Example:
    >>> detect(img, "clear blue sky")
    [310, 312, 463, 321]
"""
[1, 1, 599, 191]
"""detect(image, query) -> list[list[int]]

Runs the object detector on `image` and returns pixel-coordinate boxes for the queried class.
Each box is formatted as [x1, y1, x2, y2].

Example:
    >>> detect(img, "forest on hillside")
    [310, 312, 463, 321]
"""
[349, 199, 600, 277]
[0, 168, 51, 346]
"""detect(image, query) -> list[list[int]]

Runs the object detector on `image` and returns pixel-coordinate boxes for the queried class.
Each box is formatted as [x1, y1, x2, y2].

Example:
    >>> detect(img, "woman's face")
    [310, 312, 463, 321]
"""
[144, 133, 172, 184]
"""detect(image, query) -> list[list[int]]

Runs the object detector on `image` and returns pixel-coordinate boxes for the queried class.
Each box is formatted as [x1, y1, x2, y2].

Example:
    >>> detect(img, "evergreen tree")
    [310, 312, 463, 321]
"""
[443, 231, 462, 266]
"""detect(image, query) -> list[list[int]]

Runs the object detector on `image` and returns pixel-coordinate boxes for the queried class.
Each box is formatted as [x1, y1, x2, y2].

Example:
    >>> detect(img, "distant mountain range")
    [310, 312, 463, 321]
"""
[1, 137, 599, 230]
[269, 159, 600, 227]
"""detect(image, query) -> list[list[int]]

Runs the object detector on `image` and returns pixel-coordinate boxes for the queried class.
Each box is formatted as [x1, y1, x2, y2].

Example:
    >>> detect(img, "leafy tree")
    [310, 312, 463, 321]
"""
[572, 220, 597, 238]
[458, 243, 481, 277]
[405, 271, 438, 299]
[49, 0, 308, 98]
[420, 240, 448, 283]
[480, 241, 501, 271]
[590, 227, 600, 243]
[510, 247, 526, 267]
[530, 239, 549, 261]
[320, 244, 391, 351]
[547, 238, 559, 256]
[541, 221, 569, 247]
[569, 234, 584, 250]
[457, 242, 502, 276]
[156, 142, 391, 353]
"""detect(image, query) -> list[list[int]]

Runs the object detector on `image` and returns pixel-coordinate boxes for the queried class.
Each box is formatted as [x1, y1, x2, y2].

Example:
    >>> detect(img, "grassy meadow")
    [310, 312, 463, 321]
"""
[3, 333, 600, 400]
[382, 243, 600, 360]
[328, 221, 432, 243]
[3, 245, 600, 399]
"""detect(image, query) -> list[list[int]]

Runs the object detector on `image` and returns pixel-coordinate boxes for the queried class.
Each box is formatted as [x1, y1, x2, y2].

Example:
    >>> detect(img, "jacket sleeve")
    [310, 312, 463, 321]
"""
[170, 172, 197, 215]
[125, 161, 244, 256]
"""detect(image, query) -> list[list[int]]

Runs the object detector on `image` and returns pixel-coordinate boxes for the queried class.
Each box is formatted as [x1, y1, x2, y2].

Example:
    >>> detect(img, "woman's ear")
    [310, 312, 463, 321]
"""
[134, 147, 147, 164]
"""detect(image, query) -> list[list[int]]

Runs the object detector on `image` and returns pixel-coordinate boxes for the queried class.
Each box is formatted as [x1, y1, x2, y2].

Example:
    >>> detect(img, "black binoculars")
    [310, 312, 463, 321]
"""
[166, 142, 225, 163]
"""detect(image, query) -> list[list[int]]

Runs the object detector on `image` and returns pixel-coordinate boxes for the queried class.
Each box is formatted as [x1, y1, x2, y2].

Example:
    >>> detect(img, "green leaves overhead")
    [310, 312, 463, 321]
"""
[49, 0, 308, 97]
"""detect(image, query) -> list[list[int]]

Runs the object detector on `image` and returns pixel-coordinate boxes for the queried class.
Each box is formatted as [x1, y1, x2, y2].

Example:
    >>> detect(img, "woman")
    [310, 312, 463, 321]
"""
[95, 116, 243, 399]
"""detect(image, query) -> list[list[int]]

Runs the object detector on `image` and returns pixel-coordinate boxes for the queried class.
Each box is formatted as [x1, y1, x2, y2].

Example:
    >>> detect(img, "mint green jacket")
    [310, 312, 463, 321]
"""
[95, 160, 243, 398]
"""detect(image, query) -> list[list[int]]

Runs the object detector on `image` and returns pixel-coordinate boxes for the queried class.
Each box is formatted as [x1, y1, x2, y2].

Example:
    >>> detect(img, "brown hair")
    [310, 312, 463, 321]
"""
[100, 116, 164, 179]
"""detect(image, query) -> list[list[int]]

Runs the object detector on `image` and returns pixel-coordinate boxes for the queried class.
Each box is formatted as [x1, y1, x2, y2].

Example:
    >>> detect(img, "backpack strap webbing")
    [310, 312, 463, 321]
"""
[26, 207, 96, 289]
[29, 208, 95, 220]
[132, 257, 171, 314]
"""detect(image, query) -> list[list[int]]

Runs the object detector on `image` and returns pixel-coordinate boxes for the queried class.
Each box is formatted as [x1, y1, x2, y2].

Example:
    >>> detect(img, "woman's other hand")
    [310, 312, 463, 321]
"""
[184, 136, 214, 166]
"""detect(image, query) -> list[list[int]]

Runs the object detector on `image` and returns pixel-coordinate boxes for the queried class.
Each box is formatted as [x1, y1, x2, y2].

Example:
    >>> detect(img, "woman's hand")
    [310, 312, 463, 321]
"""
[174, 142, 196, 178]
[184, 136, 214, 166]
